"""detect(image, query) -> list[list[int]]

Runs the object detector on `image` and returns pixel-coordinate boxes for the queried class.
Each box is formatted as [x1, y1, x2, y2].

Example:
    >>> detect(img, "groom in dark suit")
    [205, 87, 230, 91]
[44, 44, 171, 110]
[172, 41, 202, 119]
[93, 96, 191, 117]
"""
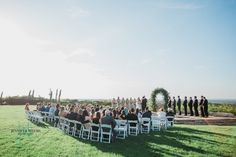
[193, 96, 199, 116]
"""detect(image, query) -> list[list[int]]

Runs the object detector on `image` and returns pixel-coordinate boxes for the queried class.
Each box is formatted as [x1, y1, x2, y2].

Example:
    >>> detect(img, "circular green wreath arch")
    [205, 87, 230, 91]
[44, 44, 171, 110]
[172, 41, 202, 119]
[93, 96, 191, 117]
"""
[151, 88, 169, 111]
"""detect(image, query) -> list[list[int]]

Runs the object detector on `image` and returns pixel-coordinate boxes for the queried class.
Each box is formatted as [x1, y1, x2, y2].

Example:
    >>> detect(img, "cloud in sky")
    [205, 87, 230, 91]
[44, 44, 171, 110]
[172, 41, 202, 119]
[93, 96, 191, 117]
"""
[0, 0, 236, 99]
[159, 3, 205, 10]
[65, 6, 90, 19]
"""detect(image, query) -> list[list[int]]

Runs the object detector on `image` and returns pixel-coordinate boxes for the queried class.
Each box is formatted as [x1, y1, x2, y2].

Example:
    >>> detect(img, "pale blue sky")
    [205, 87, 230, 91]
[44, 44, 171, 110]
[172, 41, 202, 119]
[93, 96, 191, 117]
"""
[0, 0, 235, 99]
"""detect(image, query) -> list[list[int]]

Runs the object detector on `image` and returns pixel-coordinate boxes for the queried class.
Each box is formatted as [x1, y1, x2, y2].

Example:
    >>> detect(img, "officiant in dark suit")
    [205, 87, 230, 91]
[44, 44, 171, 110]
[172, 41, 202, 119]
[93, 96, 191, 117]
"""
[200, 96, 205, 117]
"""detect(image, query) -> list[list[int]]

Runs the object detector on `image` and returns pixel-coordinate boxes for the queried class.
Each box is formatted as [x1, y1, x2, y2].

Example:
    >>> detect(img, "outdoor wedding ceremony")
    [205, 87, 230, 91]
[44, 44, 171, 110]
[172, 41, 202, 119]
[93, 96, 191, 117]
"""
[0, 0, 236, 157]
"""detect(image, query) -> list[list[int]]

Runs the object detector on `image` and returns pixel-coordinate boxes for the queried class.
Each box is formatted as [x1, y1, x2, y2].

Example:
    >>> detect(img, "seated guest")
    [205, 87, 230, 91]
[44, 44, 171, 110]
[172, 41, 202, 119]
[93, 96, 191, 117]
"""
[90, 108, 95, 120]
[39, 105, 46, 112]
[49, 104, 56, 116]
[66, 107, 78, 120]
[92, 112, 101, 124]
[92, 112, 101, 131]
[136, 108, 142, 121]
[77, 109, 83, 122]
[118, 110, 127, 120]
[59, 107, 67, 117]
[81, 109, 91, 129]
[25, 103, 30, 112]
[112, 109, 118, 119]
[101, 110, 117, 141]
[54, 104, 60, 116]
[127, 108, 138, 126]
[166, 108, 175, 126]
[54, 104, 60, 126]
[45, 104, 51, 112]
[142, 107, 152, 118]
[158, 108, 166, 118]
[66, 107, 79, 127]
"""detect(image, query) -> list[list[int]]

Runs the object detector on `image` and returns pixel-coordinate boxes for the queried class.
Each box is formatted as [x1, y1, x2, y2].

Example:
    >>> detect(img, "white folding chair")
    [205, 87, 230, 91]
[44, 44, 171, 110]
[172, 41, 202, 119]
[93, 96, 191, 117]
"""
[166, 116, 174, 128]
[141, 118, 151, 134]
[151, 116, 161, 131]
[115, 120, 128, 139]
[159, 117, 167, 130]
[59, 117, 70, 134]
[128, 120, 139, 136]
[54, 116, 60, 127]
[90, 123, 100, 142]
[81, 123, 91, 140]
[73, 121, 82, 138]
[100, 124, 112, 143]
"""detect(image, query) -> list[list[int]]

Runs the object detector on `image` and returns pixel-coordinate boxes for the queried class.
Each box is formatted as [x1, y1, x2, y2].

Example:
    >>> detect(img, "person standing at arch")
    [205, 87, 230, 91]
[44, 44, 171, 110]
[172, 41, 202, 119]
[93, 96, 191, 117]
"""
[200, 96, 205, 117]
[188, 97, 194, 116]
[167, 97, 172, 108]
[203, 97, 209, 118]
[177, 96, 181, 115]
[183, 96, 188, 116]
[141, 96, 147, 112]
[193, 96, 199, 116]
[172, 96, 176, 114]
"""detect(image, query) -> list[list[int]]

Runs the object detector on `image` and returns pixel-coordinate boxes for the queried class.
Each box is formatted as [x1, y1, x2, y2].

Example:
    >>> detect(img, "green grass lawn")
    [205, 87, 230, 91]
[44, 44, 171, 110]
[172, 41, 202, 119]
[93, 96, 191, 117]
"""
[0, 105, 235, 157]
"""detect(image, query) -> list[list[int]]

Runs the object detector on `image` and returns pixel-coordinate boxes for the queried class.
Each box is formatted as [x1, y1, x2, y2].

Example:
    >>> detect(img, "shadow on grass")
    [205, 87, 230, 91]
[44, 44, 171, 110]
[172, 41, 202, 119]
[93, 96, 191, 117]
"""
[70, 126, 230, 157]
[37, 121, 234, 157]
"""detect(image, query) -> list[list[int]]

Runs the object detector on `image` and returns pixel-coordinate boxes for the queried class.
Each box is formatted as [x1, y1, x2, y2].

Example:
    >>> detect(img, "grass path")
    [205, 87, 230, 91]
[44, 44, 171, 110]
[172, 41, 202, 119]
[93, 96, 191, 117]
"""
[0, 105, 235, 157]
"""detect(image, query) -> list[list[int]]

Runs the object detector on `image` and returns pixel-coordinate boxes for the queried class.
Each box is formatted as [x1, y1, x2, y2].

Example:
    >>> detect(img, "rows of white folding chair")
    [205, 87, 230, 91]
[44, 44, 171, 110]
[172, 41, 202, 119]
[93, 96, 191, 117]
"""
[26, 112, 174, 143]
[40, 111, 55, 123]
[115, 116, 174, 138]
[52, 117, 113, 143]
[26, 111, 44, 124]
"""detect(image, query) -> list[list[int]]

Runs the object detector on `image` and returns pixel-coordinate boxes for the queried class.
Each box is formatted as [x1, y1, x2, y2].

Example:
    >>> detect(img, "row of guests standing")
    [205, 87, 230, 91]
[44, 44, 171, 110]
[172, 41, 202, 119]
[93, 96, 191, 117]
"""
[167, 96, 209, 118]
[111, 96, 148, 112]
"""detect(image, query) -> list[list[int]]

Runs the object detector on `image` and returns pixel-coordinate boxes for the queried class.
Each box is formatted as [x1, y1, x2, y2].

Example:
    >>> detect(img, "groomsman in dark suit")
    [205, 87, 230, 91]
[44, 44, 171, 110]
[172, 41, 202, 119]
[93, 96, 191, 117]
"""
[172, 96, 176, 114]
[203, 97, 209, 117]
[183, 96, 188, 116]
[193, 96, 199, 116]
[167, 96, 172, 108]
[200, 96, 205, 117]
[177, 96, 181, 115]
[188, 97, 194, 116]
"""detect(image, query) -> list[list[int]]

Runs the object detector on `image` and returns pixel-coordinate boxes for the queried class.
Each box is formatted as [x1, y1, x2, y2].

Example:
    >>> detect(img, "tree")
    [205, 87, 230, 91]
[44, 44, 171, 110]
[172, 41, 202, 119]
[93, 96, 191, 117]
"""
[55, 89, 58, 103]
[58, 89, 62, 103]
